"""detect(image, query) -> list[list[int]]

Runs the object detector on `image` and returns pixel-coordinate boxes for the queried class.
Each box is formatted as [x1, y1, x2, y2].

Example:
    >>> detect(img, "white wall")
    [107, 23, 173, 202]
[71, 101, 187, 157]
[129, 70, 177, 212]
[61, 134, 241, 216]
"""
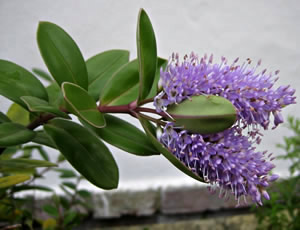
[0, 0, 299, 191]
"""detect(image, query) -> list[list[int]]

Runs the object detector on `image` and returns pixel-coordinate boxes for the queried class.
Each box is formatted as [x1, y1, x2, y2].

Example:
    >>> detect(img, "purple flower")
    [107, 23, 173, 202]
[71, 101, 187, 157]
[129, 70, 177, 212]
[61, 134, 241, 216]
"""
[154, 53, 296, 205]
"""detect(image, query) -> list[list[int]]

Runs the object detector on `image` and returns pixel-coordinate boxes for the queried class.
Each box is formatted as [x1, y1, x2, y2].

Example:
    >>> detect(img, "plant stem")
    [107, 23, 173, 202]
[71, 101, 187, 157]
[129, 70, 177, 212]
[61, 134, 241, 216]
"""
[0, 113, 56, 155]
[138, 113, 166, 126]
[0, 100, 166, 155]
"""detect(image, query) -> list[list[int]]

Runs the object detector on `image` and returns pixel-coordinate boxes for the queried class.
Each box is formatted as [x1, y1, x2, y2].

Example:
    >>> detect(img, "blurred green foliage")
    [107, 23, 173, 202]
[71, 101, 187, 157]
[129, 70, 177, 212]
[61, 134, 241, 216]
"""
[0, 145, 92, 229]
[253, 116, 300, 230]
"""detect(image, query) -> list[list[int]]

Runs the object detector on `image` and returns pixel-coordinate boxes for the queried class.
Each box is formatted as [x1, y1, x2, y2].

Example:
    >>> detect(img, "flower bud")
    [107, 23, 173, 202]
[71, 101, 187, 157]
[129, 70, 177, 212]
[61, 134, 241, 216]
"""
[166, 95, 237, 134]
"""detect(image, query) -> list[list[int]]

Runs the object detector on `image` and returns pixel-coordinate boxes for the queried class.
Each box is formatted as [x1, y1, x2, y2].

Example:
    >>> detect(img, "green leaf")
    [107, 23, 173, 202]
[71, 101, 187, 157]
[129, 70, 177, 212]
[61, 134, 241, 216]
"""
[0, 123, 36, 147]
[137, 9, 157, 103]
[32, 131, 56, 149]
[46, 83, 64, 107]
[100, 58, 165, 106]
[87, 50, 130, 100]
[23, 145, 50, 161]
[6, 103, 30, 126]
[44, 119, 119, 189]
[12, 185, 53, 193]
[0, 147, 18, 160]
[62, 182, 76, 190]
[55, 168, 76, 178]
[37, 22, 88, 89]
[0, 175, 31, 188]
[0, 60, 48, 107]
[32, 68, 53, 83]
[63, 211, 77, 226]
[60, 184, 73, 196]
[147, 58, 167, 99]
[37, 147, 50, 161]
[0, 158, 57, 172]
[82, 114, 159, 156]
[62, 82, 105, 128]
[77, 189, 91, 198]
[100, 59, 139, 106]
[167, 95, 237, 134]
[21, 96, 70, 119]
[43, 204, 59, 218]
[138, 115, 204, 182]
[0, 112, 10, 123]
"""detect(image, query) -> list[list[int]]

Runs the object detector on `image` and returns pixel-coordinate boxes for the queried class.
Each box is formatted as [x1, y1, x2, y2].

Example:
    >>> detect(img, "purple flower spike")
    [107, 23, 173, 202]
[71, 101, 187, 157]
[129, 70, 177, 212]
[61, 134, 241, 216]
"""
[154, 53, 296, 205]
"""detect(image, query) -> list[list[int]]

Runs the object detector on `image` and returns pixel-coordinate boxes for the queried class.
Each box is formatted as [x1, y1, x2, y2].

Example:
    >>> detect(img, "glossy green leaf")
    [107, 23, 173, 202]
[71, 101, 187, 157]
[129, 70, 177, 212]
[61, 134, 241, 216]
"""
[32, 131, 56, 149]
[37, 22, 88, 89]
[32, 68, 53, 83]
[100, 59, 139, 106]
[6, 103, 30, 126]
[138, 115, 204, 182]
[87, 50, 130, 100]
[82, 114, 159, 156]
[167, 95, 237, 134]
[137, 9, 157, 102]
[0, 175, 31, 188]
[44, 119, 119, 189]
[0, 60, 48, 107]
[0, 158, 57, 173]
[0, 123, 36, 147]
[0, 112, 10, 123]
[62, 82, 105, 128]
[46, 83, 64, 107]
[100, 58, 166, 106]
[21, 96, 70, 119]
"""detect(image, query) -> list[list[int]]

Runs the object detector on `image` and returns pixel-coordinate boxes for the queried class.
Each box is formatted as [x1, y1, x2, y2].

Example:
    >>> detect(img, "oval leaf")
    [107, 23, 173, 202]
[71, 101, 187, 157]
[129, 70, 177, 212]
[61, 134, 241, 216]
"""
[138, 115, 204, 182]
[101, 58, 166, 106]
[0, 175, 31, 188]
[100, 59, 139, 106]
[21, 96, 70, 119]
[44, 119, 119, 189]
[137, 9, 157, 102]
[167, 95, 236, 134]
[37, 22, 88, 89]
[87, 50, 130, 100]
[62, 82, 105, 128]
[0, 60, 48, 107]
[0, 123, 36, 147]
[82, 114, 159, 156]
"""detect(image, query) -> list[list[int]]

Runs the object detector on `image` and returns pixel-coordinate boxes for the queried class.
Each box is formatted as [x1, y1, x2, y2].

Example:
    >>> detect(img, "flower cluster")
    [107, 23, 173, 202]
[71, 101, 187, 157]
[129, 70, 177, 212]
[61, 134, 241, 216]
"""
[154, 53, 296, 205]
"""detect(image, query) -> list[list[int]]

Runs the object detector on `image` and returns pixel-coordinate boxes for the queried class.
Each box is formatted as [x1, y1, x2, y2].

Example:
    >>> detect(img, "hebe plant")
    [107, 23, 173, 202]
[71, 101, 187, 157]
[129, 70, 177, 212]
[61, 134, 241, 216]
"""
[0, 8, 296, 229]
